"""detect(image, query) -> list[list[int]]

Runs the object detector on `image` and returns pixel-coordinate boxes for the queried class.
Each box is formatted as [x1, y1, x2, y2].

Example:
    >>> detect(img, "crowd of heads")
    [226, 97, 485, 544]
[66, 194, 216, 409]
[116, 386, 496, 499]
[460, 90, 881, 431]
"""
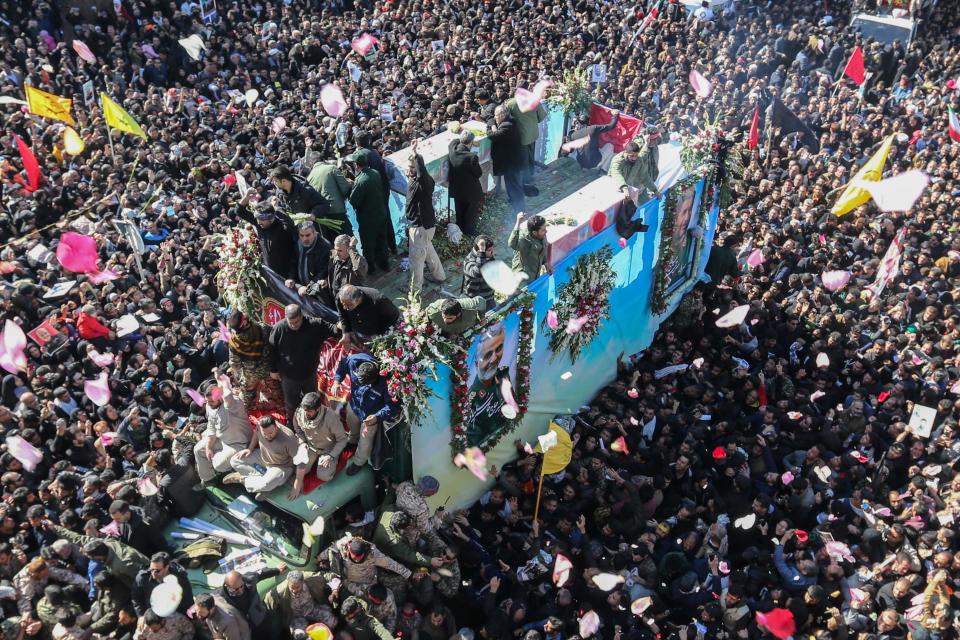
[1, 0, 960, 638]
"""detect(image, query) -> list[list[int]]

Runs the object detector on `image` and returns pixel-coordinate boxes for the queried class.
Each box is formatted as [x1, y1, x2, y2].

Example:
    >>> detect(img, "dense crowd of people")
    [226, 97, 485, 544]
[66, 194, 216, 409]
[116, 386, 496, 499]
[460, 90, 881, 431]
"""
[2, 0, 960, 638]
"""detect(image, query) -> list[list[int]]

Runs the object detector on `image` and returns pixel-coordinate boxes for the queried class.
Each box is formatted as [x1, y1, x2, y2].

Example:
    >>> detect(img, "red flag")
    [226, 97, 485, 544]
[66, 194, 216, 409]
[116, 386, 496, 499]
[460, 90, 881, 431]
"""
[13, 135, 41, 192]
[843, 46, 865, 86]
[747, 105, 760, 150]
[949, 107, 960, 142]
[588, 103, 643, 153]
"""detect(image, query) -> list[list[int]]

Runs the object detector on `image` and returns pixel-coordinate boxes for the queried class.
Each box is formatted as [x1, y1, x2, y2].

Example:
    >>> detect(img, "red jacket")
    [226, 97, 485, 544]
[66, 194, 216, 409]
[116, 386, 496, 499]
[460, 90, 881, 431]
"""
[77, 312, 110, 340]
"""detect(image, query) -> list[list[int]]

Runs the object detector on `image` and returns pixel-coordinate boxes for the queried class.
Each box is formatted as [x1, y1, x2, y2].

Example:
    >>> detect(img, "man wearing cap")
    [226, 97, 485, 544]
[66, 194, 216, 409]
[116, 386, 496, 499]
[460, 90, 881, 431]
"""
[306, 159, 354, 244]
[405, 139, 446, 293]
[425, 296, 486, 337]
[228, 415, 302, 499]
[394, 477, 441, 537]
[324, 536, 411, 598]
[237, 189, 298, 279]
[447, 130, 484, 236]
[193, 374, 251, 490]
[334, 353, 400, 475]
[609, 127, 662, 205]
[289, 393, 348, 499]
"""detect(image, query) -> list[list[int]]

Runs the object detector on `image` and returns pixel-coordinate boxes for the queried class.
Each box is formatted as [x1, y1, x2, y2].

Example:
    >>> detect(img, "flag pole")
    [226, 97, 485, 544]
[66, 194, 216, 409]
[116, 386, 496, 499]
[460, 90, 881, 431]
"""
[532, 463, 547, 523]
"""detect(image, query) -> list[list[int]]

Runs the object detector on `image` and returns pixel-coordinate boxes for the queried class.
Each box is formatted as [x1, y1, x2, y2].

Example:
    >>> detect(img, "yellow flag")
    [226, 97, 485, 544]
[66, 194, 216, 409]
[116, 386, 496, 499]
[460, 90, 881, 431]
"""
[539, 422, 573, 475]
[100, 92, 147, 139]
[832, 135, 894, 216]
[24, 85, 75, 126]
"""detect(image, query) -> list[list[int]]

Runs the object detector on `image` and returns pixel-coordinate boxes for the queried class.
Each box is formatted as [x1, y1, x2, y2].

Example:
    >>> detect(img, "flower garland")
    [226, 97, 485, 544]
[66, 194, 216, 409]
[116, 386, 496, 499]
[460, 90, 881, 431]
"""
[544, 247, 615, 363]
[450, 293, 535, 456]
[546, 68, 593, 115]
[372, 294, 460, 428]
[215, 223, 266, 318]
[679, 118, 746, 210]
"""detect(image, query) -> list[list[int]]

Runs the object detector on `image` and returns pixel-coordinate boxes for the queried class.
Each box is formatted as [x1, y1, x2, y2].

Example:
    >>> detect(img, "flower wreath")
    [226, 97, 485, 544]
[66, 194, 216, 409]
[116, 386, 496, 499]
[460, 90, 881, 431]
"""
[544, 246, 616, 364]
[449, 292, 535, 456]
[371, 293, 461, 429]
[650, 168, 717, 314]
[215, 223, 266, 318]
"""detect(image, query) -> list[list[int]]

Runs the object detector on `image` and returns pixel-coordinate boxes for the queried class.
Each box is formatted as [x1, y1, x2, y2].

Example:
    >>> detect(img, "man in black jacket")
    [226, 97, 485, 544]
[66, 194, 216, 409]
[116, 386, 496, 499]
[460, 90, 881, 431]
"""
[285, 221, 332, 296]
[131, 551, 193, 616]
[237, 192, 297, 278]
[405, 140, 445, 293]
[487, 105, 525, 215]
[269, 303, 340, 421]
[219, 566, 285, 637]
[108, 500, 169, 557]
[337, 285, 401, 347]
[448, 131, 484, 236]
[269, 165, 330, 220]
[561, 110, 620, 171]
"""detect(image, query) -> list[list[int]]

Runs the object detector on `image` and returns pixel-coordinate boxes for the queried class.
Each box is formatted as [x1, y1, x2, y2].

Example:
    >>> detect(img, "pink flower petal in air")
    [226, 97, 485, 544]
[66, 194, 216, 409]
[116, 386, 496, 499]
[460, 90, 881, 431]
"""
[689, 69, 713, 98]
[821, 270, 851, 292]
[89, 350, 114, 367]
[715, 304, 749, 328]
[532, 80, 553, 99]
[627, 388, 639, 399]
[579, 610, 600, 637]
[453, 447, 488, 481]
[88, 268, 120, 284]
[816, 352, 830, 368]
[514, 87, 541, 113]
[217, 321, 232, 343]
[5, 435, 43, 472]
[84, 371, 112, 407]
[0, 320, 27, 374]
[99, 432, 118, 446]
[618, 237, 628, 248]
[565, 315, 590, 334]
[320, 84, 348, 117]
[271, 116, 286, 134]
[350, 33, 379, 56]
[185, 388, 206, 407]
[72, 40, 97, 64]
[553, 553, 573, 586]
[781, 471, 795, 485]
[746, 249, 764, 268]
[56, 232, 99, 273]
[546, 309, 559, 330]
[862, 170, 929, 212]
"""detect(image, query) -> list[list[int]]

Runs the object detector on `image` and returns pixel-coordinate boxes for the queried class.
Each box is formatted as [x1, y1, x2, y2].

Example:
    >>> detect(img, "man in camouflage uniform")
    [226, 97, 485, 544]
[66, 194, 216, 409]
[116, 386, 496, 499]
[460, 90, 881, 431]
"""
[285, 571, 337, 638]
[393, 476, 442, 542]
[364, 583, 397, 633]
[13, 558, 87, 616]
[324, 536, 411, 599]
[134, 608, 196, 640]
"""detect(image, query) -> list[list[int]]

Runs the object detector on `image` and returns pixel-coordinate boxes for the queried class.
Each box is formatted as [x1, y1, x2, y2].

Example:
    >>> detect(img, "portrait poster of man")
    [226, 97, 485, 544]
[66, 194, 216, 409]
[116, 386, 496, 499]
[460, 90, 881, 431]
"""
[465, 312, 522, 448]
[665, 184, 700, 290]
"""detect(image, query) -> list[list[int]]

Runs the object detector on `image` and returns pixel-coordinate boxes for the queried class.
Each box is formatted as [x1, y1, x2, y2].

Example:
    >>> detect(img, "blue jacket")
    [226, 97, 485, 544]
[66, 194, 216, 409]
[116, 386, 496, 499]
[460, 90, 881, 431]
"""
[774, 545, 818, 592]
[335, 354, 399, 423]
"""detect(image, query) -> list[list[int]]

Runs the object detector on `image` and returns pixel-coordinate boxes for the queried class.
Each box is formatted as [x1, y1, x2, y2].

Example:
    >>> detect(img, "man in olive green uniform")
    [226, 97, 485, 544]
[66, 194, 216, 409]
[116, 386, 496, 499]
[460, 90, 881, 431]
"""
[508, 213, 550, 283]
[306, 159, 353, 243]
[348, 154, 391, 275]
[505, 85, 548, 194]
[609, 126, 662, 205]
[425, 296, 487, 337]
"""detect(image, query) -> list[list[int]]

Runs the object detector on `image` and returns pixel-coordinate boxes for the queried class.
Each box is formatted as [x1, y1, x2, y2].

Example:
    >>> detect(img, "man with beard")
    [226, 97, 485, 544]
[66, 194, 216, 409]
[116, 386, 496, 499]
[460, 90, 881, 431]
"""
[467, 323, 519, 447]
[192, 374, 251, 491]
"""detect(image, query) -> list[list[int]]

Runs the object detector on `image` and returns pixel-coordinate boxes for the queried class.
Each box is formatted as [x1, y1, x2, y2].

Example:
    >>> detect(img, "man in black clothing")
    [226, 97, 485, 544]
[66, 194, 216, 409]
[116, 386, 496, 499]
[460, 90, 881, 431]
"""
[405, 140, 445, 293]
[107, 500, 169, 557]
[131, 552, 193, 616]
[487, 105, 525, 215]
[269, 303, 340, 421]
[269, 165, 330, 220]
[561, 110, 620, 171]
[286, 221, 332, 295]
[218, 565, 285, 637]
[447, 131, 484, 236]
[337, 285, 401, 347]
[236, 193, 298, 279]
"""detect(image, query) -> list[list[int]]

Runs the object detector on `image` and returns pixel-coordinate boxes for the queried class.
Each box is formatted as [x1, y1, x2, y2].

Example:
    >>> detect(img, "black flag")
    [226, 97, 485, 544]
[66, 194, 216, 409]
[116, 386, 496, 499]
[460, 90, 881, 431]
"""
[768, 98, 820, 153]
[260, 266, 339, 325]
